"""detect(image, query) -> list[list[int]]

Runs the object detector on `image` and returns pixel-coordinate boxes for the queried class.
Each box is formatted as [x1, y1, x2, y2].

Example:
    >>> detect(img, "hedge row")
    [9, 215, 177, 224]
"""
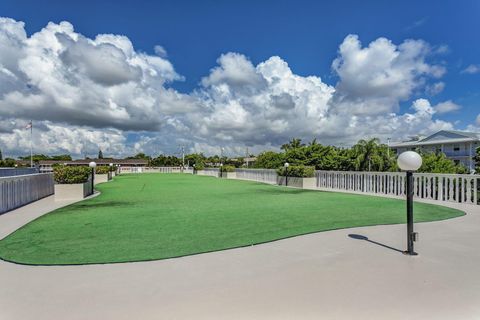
[276, 165, 315, 177]
[53, 166, 91, 184]
[220, 165, 236, 172]
[95, 166, 110, 174]
[194, 163, 205, 170]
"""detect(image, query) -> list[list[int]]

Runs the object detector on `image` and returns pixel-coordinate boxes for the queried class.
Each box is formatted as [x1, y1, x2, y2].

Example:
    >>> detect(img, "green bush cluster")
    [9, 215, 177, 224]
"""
[53, 166, 91, 184]
[220, 165, 236, 172]
[194, 163, 205, 170]
[95, 166, 110, 174]
[276, 165, 315, 177]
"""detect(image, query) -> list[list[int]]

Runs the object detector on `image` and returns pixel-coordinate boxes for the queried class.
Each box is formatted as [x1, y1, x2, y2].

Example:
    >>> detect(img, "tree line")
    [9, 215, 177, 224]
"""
[254, 138, 469, 174]
[0, 137, 473, 174]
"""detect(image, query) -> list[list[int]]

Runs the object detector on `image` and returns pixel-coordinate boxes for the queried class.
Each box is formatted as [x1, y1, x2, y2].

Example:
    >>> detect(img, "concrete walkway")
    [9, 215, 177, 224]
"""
[1, 198, 479, 319]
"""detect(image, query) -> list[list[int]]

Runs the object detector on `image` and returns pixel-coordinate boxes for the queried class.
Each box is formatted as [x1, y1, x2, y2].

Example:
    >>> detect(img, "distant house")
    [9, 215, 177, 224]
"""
[390, 130, 479, 172]
[38, 158, 148, 173]
[244, 157, 257, 167]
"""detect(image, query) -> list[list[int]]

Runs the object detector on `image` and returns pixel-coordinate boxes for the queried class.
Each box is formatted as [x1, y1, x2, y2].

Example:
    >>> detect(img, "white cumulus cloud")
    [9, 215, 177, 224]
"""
[0, 17, 472, 158]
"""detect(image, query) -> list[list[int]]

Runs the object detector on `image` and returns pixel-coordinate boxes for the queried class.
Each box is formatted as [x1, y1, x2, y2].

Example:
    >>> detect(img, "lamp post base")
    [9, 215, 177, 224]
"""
[402, 250, 418, 256]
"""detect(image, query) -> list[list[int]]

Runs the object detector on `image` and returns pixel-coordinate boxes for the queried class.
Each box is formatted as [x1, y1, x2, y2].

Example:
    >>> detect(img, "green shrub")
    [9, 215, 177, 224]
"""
[194, 163, 205, 170]
[95, 166, 110, 174]
[220, 165, 236, 172]
[276, 165, 314, 177]
[54, 166, 91, 184]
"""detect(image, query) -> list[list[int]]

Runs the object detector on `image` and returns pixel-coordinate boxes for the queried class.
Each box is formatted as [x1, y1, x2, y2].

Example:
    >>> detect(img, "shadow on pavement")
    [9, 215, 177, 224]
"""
[348, 234, 403, 254]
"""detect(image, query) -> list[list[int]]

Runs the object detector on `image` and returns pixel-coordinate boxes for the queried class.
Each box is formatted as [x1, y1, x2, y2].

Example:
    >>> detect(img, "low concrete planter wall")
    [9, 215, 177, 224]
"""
[55, 184, 85, 201]
[277, 176, 316, 189]
[222, 172, 236, 179]
[198, 169, 220, 177]
[95, 174, 108, 185]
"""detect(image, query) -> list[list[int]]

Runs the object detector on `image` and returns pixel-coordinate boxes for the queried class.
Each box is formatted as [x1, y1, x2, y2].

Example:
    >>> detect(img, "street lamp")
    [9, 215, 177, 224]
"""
[284, 162, 289, 186]
[397, 151, 423, 256]
[193, 163, 196, 174]
[89, 161, 97, 194]
[219, 163, 223, 178]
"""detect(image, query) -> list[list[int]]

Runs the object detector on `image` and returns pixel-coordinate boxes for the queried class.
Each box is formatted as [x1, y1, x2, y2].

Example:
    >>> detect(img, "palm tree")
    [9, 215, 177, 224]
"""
[281, 138, 304, 151]
[353, 138, 382, 171]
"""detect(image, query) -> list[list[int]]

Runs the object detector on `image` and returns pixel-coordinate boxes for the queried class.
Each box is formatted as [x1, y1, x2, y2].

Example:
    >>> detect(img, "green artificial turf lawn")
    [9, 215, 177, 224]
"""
[0, 174, 464, 265]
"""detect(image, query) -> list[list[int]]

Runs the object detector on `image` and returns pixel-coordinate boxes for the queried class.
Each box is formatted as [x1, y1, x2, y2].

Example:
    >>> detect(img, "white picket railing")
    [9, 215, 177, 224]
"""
[235, 169, 278, 184]
[119, 167, 183, 174]
[202, 168, 220, 177]
[315, 171, 478, 205]
[0, 168, 39, 177]
[0, 173, 55, 214]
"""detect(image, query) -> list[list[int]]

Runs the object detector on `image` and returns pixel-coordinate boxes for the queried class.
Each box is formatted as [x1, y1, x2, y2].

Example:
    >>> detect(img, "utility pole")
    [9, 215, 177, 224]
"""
[83, 139, 87, 159]
[181, 146, 185, 168]
[245, 147, 249, 168]
[387, 138, 391, 158]
[29, 121, 33, 167]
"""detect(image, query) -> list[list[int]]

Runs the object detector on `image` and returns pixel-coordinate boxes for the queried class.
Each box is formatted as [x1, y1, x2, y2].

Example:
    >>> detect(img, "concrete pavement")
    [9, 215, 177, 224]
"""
[0, 197, 479, 319]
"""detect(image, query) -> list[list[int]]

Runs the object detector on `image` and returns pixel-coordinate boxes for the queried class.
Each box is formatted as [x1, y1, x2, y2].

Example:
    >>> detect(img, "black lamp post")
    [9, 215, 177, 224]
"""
[89, 161, 96, 194]
[193, 164, 196, 175]
[219, 163, 223, 178]
[284, 162, 289, 186]
[397, 151, 423, 256]
[109, 163, 113, 179]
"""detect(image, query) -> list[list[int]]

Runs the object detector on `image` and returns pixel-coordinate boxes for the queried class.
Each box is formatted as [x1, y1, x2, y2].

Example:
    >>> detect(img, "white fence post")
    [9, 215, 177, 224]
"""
[313, 170, 478, 206]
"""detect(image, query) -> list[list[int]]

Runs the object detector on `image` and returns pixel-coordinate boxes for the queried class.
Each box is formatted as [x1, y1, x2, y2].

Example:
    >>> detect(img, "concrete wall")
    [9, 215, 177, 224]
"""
[223, 172, 236, 179]
[54, 184, 86, 201]
[0, 173, 54, 214]
[95, 174, 109, 185]
[277, 176, 315, 189]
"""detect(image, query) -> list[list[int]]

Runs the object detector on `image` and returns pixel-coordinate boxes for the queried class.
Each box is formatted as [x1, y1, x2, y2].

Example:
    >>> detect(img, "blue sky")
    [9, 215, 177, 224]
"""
[0, 0, 479, 157]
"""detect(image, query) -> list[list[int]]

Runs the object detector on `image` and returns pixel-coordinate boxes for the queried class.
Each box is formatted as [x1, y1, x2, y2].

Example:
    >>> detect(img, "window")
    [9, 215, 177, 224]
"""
[453, 144, 460, 151]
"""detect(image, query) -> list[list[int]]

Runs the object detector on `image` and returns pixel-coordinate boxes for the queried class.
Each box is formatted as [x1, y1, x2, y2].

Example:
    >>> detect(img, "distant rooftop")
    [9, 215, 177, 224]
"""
[390, 130, 480, 148]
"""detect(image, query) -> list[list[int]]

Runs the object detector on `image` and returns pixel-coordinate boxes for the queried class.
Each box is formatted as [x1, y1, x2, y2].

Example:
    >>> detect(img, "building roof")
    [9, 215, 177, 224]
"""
[37, 158, 149, 166]
[441, 130, 480, 139]
[390, 130, 480, 148]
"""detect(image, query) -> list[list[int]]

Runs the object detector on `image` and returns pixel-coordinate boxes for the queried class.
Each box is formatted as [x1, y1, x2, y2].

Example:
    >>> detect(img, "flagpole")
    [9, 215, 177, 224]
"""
[30, 121, 33, 168]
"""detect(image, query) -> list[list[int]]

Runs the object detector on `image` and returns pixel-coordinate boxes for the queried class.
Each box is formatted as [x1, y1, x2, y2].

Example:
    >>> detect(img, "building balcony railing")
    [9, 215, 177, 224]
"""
[443, 151, 472, 157]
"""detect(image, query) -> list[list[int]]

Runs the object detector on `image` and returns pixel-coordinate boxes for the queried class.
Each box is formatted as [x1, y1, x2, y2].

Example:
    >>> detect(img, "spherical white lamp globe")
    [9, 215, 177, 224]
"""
[89, 161, 97, 168]
[284, 162, 289, 168]
[109, 163, 113, 167]
[397, 151, 422, 172]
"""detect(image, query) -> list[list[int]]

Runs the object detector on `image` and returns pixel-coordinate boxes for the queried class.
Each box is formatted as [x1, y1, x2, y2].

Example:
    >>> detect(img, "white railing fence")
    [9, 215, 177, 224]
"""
[235, 169, 278, 185]
[0, 173, 55, 214]
[0, 168, 39, 177]
[119, 167, 183, 174]
[315, 171, 478, 205]
[202, 168, 220, 177]
[184, 168, 194, 174]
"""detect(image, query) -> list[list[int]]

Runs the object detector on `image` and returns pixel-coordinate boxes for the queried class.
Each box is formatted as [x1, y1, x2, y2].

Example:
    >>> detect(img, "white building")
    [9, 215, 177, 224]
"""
[390, 130, 479, 172]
